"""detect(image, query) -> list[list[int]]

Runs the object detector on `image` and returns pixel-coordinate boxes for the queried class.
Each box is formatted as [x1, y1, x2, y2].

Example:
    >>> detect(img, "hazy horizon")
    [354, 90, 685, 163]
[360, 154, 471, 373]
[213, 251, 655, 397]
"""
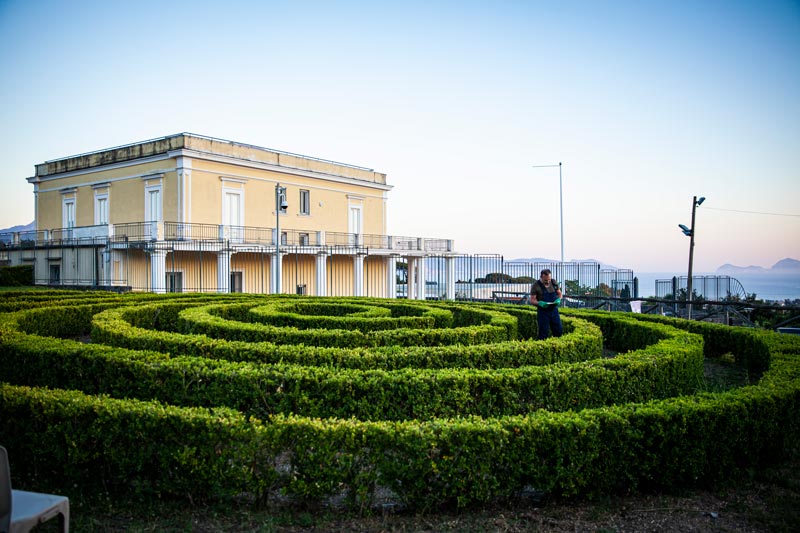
[1, 0, 797, 272]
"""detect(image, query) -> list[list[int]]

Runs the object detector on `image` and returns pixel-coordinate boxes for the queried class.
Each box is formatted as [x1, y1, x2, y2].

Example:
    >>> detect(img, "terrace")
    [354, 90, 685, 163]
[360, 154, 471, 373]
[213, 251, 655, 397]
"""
[0, 221, 454, 255]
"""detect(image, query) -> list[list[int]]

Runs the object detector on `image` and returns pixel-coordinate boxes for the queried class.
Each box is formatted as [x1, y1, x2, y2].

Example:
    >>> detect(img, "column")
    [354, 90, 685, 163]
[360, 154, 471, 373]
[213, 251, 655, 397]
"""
[217, 250, 231, 293]
[445, 255, 456, 300]
[386, 255, 398, 299]
[406, 257, 416, 300]
[416, 255, 427, 300]
[101, 247, 112, 287]
[316, 252, 328, 296]
[271, 251, 282, 294]
[353, 253, 365, 297]
[150, 249, 166, 294]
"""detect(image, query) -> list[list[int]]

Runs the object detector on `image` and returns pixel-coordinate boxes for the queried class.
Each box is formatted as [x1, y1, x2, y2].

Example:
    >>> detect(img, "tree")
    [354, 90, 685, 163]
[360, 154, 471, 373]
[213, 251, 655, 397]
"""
[475, 272, 513, 283]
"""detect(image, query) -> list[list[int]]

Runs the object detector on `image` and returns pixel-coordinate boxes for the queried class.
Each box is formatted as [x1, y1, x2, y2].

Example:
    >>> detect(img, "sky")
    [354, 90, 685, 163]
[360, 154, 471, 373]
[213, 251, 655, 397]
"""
[1, 0, 798, 273]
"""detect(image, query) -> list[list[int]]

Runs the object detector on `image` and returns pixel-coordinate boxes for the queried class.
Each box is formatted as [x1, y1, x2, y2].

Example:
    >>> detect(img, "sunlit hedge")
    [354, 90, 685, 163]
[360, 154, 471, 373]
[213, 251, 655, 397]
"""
[0, 292, 798, 510]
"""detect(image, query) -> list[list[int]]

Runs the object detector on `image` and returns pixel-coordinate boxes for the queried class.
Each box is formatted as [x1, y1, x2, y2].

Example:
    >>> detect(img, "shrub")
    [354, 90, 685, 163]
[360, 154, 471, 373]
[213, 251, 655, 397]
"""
[0, 292, 797, 510]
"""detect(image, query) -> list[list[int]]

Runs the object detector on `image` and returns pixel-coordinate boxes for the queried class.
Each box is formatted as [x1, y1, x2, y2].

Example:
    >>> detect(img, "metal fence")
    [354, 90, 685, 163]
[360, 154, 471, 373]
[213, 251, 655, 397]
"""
[655, 275, 748, 301]
[3, 222, 634, 300]
[395, 256, 632, 302]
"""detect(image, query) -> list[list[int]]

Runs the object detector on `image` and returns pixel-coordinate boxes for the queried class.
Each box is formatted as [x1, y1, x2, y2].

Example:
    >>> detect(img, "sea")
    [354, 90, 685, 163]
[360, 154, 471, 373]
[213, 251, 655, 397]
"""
[403, 273, 800, 302]
[634, 272, 800, 302]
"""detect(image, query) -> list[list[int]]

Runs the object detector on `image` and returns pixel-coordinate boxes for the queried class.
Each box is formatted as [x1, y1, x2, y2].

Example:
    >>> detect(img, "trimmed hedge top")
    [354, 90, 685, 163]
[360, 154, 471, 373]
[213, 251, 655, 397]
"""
[1, 292, 798, 511]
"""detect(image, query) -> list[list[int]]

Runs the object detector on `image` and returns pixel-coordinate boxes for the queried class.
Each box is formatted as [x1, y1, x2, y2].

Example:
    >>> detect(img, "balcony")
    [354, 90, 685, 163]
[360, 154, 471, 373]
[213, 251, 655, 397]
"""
[2, 221, 455, 255]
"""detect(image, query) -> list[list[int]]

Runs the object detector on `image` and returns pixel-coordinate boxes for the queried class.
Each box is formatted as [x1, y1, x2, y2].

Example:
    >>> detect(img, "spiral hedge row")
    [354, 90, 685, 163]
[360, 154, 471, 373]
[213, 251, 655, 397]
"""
[1, 290, 798, 510]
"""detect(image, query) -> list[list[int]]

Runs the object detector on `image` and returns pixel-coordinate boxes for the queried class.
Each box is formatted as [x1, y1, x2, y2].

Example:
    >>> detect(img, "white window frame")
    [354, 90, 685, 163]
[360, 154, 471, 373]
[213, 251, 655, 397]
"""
[348, 200, 363, 245]
[145, 184, 163, 223]
[94, 191, 109, 226]
[62, 197, 76, 229]
[222, 187, 244, 225]
[299, 189, 310, 216]
[222, 187, 244, 242]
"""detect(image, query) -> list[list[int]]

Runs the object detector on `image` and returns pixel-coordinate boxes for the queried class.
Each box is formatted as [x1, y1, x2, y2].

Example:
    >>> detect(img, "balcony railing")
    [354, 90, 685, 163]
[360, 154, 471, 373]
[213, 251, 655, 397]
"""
[113, 222, 157, 242]
[51, 224, 111, 242]
[164, 222, 219, 241]
[3, 221, 455, 254]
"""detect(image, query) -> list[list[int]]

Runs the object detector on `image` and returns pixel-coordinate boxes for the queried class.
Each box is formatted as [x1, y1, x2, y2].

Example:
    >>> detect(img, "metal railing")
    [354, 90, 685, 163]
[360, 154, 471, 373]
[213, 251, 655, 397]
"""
[656, 275, 748, 302]
[165, 222, 219, 241]
[113, 222, 155, 242]
[2, 221, 455, 253]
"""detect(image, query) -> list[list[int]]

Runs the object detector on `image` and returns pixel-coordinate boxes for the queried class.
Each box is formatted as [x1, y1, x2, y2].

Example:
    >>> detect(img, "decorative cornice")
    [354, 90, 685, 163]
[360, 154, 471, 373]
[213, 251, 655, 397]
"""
[30, 153, 173, 183]
[167, 148, 393, 192]
[219, 176, 248, 184]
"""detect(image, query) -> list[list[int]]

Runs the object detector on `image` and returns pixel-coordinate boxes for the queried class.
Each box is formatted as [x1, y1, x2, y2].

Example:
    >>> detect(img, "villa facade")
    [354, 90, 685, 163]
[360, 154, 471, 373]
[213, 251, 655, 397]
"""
[3, 133, 457, 298]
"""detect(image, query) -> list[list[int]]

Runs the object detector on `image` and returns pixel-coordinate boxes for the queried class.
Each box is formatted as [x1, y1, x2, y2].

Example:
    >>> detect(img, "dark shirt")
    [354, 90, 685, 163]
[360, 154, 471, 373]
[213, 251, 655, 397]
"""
[531, 279, 559, 300]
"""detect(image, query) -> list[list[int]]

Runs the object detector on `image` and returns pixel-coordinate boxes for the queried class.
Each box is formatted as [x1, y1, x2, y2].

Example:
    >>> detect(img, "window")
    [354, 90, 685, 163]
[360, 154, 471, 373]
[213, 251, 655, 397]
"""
[166, 272, 183, 293]
[49, 264, 61, 285]
[223, 189, 243, 241]
[299, 233, 310, 246]
[230, 271, 243, 293]
[300, 190, 310, 215]
[348, 204, 362, 245]
[144, 183, 162, 239]
[62, 198, 76, 229]
[95, 193, 109, 225]
[145, 185, 162, 222]
[223, 189, 243, 226]
[281, 231, 288, 245]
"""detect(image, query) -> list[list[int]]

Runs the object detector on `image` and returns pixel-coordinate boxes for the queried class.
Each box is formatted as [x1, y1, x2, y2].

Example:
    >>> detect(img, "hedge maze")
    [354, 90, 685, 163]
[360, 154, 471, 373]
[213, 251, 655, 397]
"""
[1, 290, 798, 510]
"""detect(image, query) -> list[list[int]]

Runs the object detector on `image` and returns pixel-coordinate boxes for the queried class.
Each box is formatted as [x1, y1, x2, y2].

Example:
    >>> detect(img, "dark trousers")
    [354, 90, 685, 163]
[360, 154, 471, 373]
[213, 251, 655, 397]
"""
[537, 309, 563, 340]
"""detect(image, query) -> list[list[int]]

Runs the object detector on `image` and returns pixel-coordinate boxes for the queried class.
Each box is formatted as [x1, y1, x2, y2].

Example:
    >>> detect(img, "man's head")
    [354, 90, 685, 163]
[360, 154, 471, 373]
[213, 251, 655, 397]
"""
[540, 269, 552, 285]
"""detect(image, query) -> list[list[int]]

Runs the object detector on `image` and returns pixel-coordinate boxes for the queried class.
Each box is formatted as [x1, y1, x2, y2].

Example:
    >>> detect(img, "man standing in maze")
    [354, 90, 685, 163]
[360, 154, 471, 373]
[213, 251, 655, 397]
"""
[530, 269, 563, 340]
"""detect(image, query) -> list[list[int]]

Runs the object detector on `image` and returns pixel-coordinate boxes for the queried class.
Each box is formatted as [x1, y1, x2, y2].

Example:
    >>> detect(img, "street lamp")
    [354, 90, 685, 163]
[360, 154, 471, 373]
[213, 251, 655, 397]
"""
[275, 183, 288, 293]
[678, 195, 705, 320]
[531, 162, 564, 263]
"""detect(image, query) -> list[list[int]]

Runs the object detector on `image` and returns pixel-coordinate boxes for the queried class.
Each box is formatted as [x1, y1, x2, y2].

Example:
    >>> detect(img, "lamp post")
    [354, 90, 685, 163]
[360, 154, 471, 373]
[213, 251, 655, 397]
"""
[531, 162, 564, 263]
[678, 195, 705, 320]
[275, 183, 287, 294]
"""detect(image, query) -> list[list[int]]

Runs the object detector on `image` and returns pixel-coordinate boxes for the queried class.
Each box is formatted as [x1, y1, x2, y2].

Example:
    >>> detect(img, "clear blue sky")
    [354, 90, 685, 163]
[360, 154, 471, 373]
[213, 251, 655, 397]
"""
[1, 0, 798, 272]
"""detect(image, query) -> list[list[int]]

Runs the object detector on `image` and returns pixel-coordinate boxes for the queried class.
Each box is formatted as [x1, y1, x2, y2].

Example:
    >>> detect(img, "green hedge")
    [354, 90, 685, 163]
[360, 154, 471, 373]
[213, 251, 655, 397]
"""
[247, 301, 449, 331]
[1, 292, 798, 511]
[1, 299, 700, 421]
[0, 265, 33, 286]
[176, 300, 516, 348]
[593, 311, 771, 373]
[92, 303, 602, 370]
[2, 337, 796, 508]
[0, 383, 275, 501]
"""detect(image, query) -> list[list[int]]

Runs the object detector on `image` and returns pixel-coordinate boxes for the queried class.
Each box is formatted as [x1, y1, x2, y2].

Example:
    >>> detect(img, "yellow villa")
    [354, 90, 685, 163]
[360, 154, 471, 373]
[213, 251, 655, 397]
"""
[6, 133, 458, 299]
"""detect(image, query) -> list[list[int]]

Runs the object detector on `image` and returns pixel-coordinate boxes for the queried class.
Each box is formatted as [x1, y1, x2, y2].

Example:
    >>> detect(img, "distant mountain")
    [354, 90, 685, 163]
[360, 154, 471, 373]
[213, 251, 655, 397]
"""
[509, 257, 558, 264]
[771, 258, 800, 272]
[716, 258, 800, 274]
[0, 221, 34, 234]
[716, 264, 767, 274]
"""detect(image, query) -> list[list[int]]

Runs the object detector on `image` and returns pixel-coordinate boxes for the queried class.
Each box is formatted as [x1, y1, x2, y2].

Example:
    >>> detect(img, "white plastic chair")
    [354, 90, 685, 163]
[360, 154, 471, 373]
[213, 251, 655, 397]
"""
[0, 446, 70, 533]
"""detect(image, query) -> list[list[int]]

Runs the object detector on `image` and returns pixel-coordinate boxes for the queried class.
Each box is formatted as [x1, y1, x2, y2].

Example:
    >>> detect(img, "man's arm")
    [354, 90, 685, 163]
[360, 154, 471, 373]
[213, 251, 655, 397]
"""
[530, 284, 539, 306]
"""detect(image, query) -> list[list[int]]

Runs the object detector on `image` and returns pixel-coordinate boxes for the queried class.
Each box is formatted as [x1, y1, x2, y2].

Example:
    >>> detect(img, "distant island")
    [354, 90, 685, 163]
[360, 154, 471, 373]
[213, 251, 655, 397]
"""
[716, 258, 800, 274]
